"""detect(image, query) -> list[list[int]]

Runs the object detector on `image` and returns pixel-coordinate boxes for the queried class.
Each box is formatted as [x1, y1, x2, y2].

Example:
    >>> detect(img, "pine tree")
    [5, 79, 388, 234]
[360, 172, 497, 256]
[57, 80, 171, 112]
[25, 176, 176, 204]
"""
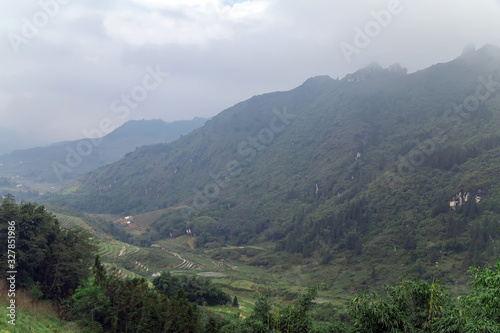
[232, 295, 239, 308]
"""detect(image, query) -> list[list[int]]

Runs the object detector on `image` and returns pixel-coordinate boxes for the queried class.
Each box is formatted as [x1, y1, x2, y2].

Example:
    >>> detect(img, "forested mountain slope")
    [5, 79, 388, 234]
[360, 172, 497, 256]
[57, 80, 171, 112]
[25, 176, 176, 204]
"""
[50, 45, 500, 281]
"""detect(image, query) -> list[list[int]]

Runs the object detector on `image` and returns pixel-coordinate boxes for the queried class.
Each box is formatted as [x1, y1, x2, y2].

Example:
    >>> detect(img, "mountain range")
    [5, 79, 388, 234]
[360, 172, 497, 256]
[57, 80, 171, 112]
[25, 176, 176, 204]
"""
[44, 45, 500, 287]
[0, 118, 208, 185]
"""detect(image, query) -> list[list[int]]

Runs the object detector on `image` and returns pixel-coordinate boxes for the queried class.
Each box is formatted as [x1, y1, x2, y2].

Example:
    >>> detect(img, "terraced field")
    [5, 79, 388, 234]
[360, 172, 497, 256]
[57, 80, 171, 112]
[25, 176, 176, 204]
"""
[54, 213, 94, 232]
[99, 241, 141, 263]
[47, 212, 339, 323]
[170, 251, 199, 270]
[102, 263, 142, 280]
[55, 212, 328, 309]
[96, 237, 343, 327]
[97, 239, 189, 278]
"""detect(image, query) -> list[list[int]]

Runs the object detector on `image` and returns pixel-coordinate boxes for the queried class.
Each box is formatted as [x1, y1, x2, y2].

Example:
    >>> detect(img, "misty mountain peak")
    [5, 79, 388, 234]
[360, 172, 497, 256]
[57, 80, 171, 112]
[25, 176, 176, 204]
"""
[476, 44, 500, 57]
[459, 44, 500, 61]
[302, 75, 335, 85]
[343, 62, 407, 83]
[462, 43, 476, 56]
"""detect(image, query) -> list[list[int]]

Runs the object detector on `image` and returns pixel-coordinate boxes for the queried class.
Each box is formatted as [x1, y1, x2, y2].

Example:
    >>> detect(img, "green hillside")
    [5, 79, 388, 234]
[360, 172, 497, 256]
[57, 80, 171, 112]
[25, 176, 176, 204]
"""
[46, 45, 500, 291]
[0, 281, 84, 333]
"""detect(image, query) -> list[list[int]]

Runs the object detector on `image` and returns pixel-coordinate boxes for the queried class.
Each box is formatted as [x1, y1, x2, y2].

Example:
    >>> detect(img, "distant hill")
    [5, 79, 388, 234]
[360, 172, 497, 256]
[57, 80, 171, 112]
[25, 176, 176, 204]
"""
[0, 118, 207, 184]
[47, 45, 500, 286]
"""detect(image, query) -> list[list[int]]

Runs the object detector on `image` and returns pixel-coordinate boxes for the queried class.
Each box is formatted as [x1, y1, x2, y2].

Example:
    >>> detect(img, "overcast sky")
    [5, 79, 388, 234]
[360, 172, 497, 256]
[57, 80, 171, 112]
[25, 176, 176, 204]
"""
[0, 0, 499, 154]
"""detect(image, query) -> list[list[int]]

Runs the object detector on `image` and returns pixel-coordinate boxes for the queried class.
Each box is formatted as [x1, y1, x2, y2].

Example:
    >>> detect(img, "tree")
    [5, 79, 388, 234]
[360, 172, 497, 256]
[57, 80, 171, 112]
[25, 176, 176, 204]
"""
[43, 226, 98, 299]
[249, 285, 320, 333]
[0, 196, 97, 300]
[433, 261, 500, 332]
[71, 283, 112, 328]
[165, 289, 201, 333]
[205, 317, 220, 333]
[250, 289, 274, 328]
[232, 295, 239, 308]
[349, 279, 448, 332]
[349, 261, 500, 332]
[153, 271, 230, 306]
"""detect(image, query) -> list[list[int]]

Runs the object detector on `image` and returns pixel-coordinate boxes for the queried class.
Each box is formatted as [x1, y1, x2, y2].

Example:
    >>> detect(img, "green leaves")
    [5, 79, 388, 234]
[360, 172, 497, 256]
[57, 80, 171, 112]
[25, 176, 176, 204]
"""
[0, 196, 97, 299]
[350, 260, 500, 333]
[71, 284, 111, 325]
[466, 262, 500, 325]
[349, 291, 412, 332]
[152, 270, 230, 306]
[249, 285, 320, 333]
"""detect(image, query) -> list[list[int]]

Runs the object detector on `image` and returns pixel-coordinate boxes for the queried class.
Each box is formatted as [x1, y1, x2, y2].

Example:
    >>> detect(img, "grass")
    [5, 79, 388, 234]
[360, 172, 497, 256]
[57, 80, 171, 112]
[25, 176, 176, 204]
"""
[0, 281, 83, 333]
[89, 213, 120, 222]
[230, 280, 258, 291]
[210, 295, 257, 319]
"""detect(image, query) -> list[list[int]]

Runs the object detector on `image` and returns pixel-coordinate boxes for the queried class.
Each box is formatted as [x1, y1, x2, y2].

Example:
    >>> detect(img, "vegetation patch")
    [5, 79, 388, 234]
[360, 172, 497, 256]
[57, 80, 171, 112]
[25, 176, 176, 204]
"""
[231, 280, 257, 291]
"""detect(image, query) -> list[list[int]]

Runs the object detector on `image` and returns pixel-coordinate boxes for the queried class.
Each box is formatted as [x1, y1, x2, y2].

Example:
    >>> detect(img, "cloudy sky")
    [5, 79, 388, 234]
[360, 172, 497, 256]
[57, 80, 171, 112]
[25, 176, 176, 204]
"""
[0, 0, 499, 154]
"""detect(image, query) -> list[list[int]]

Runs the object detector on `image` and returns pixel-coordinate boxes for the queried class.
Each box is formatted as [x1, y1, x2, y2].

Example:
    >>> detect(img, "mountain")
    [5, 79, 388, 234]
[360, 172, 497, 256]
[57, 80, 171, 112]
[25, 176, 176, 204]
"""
[0, 118, 207, 185]
[48, 45, 500, 285]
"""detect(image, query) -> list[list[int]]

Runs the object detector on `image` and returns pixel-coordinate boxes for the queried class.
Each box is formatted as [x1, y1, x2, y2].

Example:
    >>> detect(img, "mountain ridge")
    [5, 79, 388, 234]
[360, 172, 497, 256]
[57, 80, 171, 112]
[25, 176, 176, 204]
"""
[0, 117, 208, 185]
[45, 45, 500, 288]
[54, 45, 500, 213]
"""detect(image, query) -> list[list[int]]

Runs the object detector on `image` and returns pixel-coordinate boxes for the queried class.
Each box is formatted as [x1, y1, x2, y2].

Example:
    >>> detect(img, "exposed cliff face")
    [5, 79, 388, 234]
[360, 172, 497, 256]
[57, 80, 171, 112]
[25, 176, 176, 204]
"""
[449, 189, 483, 210]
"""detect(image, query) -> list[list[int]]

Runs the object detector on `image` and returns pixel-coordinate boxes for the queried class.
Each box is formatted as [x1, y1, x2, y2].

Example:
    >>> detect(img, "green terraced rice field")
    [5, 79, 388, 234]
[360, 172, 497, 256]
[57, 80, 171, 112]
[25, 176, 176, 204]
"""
[53, 213, 93, 232]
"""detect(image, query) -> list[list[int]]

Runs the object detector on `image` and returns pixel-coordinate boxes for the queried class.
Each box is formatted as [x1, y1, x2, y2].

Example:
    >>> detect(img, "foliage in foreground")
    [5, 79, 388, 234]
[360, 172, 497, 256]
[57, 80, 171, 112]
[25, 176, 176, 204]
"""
[349, 261, 500, 333]
[70, 256, 205, 332]
[0, 194, 97, 300]
[70, 256, 321, 333]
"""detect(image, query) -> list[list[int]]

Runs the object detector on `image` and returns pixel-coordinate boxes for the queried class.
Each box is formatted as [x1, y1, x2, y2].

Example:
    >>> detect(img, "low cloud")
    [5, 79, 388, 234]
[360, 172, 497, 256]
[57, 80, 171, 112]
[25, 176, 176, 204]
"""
[0, 0, 499, 154]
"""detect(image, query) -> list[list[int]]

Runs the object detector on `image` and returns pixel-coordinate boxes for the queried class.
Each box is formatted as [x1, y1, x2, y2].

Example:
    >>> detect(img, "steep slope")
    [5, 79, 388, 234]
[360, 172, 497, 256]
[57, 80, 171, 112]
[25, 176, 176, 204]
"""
[50, 45, 500, 283]
[0, 118, 207, 184]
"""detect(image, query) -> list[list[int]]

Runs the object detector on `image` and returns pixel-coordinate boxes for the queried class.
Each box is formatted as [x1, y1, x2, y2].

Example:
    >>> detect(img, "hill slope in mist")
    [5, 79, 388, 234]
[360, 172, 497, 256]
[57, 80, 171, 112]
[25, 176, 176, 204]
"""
[49, 45, 500, 286]
[0, 118, 207, 184]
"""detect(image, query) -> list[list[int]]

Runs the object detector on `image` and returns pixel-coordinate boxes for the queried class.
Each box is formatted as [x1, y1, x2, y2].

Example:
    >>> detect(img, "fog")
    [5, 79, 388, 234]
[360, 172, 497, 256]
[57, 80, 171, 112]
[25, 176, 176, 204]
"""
[0, 0, 499, 154]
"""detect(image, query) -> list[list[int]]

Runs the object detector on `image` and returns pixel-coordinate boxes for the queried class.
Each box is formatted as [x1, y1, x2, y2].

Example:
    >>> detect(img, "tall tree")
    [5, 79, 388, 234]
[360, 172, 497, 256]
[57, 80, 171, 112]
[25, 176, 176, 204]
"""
[232, 295, 239, 308]
[0, 196, 97, 299]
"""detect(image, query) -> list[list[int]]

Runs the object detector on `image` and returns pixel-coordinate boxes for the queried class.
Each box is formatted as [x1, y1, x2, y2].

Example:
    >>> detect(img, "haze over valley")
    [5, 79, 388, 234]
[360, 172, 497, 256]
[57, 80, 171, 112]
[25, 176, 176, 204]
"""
[1, 1, 500, 332]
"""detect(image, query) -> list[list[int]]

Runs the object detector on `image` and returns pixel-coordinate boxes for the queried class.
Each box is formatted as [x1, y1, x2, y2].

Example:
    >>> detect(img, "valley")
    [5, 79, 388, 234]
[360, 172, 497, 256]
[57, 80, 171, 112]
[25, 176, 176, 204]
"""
[49, 206, 351, 319]
[2, 45, 500, 331]
[46, 46, 500, 285]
